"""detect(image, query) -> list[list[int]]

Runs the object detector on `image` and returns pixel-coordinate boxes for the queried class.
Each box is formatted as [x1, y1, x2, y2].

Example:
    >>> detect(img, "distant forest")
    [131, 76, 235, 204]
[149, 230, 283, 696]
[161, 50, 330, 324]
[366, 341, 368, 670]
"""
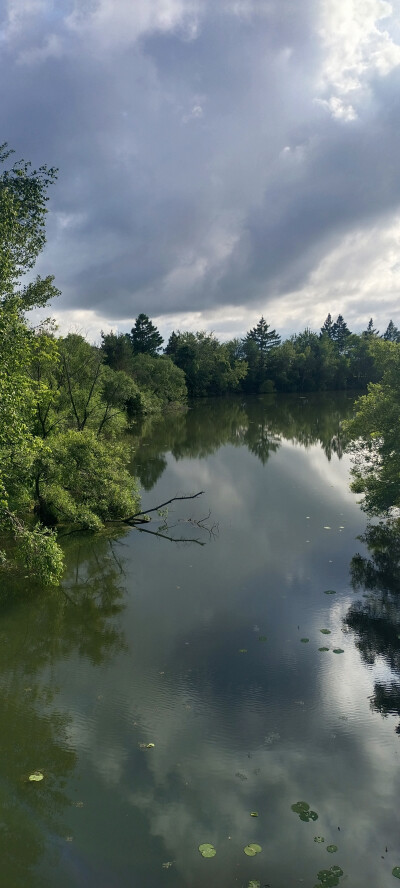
[101, 312, 400, 398]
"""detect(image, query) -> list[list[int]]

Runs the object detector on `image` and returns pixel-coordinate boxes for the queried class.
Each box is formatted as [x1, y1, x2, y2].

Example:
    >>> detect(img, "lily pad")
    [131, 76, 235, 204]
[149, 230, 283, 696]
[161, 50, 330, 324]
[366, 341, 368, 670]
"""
[323, 590, 336, 595]
[318, 647, 330, 652]
[320, 629, 331, 635]
[327, 845, 338, 853]
[244, 843, 262, 856]
[392, 867, 400, 879]
[314, 836, 325, 843]
[29, 772, 44, 782]
[333, 649, 344, 654]
[301, 638, 309, 643]
[300, 810, 318, 822]
[198, 843, 216, 858]
[291, 801, 310, 814]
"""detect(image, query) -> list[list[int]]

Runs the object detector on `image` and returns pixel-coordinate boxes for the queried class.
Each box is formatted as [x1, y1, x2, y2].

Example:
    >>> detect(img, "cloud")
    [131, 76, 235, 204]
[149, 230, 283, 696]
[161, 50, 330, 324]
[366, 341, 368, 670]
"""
[1, 0, 400, 338]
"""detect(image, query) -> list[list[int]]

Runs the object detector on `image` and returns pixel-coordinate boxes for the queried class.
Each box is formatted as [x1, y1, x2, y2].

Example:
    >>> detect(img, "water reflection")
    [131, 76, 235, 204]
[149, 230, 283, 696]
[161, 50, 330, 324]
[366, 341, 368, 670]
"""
[0, 535, 129, 886]
[345, 521, 400, 735]
[130, 393, 354, 487]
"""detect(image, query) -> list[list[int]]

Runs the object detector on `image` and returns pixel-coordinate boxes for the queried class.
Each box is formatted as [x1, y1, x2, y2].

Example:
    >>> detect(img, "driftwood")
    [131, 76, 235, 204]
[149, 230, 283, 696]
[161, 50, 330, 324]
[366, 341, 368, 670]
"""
[124, 491, 204, 524]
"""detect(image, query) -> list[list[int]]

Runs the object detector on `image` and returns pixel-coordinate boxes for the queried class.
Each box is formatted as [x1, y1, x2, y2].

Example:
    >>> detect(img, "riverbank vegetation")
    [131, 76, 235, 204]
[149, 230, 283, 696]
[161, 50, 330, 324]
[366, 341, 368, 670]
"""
[1, 143, 400, 585]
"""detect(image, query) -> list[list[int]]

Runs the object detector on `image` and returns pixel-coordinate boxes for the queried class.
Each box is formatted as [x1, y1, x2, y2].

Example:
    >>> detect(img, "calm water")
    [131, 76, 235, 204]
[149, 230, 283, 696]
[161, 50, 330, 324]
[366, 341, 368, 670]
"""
[2, 393, 400, 888]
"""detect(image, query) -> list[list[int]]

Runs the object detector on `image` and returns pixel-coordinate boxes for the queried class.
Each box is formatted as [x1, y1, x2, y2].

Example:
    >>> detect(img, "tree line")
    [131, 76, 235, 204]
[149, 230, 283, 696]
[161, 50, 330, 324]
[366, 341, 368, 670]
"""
[101, 311, 400, 398]
[1, 142, 400, 585]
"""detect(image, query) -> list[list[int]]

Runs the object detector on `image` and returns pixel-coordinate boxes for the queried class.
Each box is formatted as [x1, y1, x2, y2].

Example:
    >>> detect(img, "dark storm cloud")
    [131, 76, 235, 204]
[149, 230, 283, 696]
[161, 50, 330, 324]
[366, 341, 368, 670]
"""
[1, 0, 400, 331]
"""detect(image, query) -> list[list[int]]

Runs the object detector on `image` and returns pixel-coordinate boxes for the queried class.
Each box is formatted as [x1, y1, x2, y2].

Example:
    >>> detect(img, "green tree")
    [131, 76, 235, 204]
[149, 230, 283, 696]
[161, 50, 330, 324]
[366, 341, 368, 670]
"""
[331, 314, 351, 353]
[0, 147, 142, 583]
[100, 330, 134, 372]
[165, 331, 246, 397]
[131, 353, 187, 408]
[130, 313, 163, 356]
[242, 317, 281, 391]
[320, 313, 334, 339]
[345, 340, 400, 515]
[383, 320, 400, 343]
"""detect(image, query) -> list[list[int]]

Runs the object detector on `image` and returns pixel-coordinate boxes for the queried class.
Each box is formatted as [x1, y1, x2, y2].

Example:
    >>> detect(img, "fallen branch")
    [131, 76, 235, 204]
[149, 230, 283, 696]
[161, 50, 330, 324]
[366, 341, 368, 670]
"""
[124, 491, 204, 524]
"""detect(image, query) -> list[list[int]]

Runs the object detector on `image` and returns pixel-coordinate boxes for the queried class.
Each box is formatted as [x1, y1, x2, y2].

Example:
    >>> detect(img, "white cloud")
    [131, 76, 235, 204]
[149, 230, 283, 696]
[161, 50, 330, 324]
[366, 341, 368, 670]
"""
[261, 214, 400, 335]
[65, 0, 201, 50]
[317, 0, 400, 116]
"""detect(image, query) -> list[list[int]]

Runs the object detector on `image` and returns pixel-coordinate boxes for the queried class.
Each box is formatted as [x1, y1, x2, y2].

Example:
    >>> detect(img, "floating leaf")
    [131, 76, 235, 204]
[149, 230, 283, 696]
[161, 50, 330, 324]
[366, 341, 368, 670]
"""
[291, 801, 310, 813]
[244, 843, 262, 856]
[301, 638, 309, 643]
[333, 649, 344, 655]
[320, 629, 331, 635]
[314, 836, 325, 843]
[392, 867, 400, 879]
[327, 845, 338, 853]
[318, 647, 330, 652]
[323, 590, 336, 595]
[239, 649, 248, 654]
[300, 809, 318, 822]
[198, 843, 216, 858]
[250, 812, 258, 817]
[29, 772, 44, 782]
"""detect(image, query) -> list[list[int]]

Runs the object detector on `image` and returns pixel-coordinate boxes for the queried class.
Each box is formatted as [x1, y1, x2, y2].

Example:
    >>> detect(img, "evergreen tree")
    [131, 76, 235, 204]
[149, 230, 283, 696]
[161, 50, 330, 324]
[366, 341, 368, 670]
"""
[245, 316, 281, 353]
[364, 318, 379, 337]
[331, 314, 351, 353]
[383, 320, 400, 343]
[320, 313, 334, 339]
[242, 316, 280, 390]
[130, 313, 163, 356]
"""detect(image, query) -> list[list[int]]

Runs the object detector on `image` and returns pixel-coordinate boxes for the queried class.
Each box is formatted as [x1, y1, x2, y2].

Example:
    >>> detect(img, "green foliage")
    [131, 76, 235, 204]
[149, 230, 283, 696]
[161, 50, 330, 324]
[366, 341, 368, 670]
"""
[130, 313, 163, 356]
[131, 354, 187, 408]
[345, 341, 400, 515]
[0, 147, 143, 584]
[33, 430, 140, 529]
[0, 143, 57, 301]
[165, 330, 246, 396]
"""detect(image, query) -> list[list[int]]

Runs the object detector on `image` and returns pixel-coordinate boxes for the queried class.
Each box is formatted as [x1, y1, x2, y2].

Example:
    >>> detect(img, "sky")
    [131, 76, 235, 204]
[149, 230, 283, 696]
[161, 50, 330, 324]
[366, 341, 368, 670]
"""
[1, 0, 400, 343]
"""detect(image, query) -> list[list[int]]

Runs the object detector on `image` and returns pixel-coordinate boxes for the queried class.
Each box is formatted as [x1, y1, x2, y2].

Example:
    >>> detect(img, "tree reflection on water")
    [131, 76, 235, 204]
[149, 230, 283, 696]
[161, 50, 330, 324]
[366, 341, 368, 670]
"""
[345, 520, 400, 735]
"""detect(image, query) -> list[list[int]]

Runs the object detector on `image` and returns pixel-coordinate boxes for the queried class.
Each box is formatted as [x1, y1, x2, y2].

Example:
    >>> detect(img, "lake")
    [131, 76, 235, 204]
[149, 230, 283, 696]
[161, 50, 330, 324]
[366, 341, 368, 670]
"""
[2, 393, 400, 888]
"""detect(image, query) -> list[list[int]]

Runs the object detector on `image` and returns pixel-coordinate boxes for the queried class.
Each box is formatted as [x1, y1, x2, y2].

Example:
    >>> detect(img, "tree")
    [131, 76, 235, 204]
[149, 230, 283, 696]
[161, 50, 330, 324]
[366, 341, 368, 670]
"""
[345, 340, 400, 515]
[100, 330, 133, 373]
[242, 317, 281, 391]
[363, 318, 379, 337]
[131, 354, 187, 408]
[0, 147, 143, 583]
[331, 314, 351, 353]
[130, 313, 163, 356]
[245, 316, 281, 355]
[320, 313, 334, 339]
[383, 320, 400, 343]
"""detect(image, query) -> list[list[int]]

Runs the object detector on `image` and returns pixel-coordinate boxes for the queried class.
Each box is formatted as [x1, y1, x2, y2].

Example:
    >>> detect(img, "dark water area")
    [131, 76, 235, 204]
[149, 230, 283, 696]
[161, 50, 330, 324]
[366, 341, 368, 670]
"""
[2, 393, 400, 888]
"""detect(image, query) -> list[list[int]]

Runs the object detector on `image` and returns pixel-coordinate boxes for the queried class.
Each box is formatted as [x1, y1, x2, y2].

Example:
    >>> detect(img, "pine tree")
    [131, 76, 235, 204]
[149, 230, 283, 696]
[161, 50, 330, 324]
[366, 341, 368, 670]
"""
[331, 314, 351, 352]
[364, 318, 379, 337]
[320, 313, 334, 339]
[244, 316, 281, 353]
[130, 313, 163, 356]
[382, 320, 400, 343]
